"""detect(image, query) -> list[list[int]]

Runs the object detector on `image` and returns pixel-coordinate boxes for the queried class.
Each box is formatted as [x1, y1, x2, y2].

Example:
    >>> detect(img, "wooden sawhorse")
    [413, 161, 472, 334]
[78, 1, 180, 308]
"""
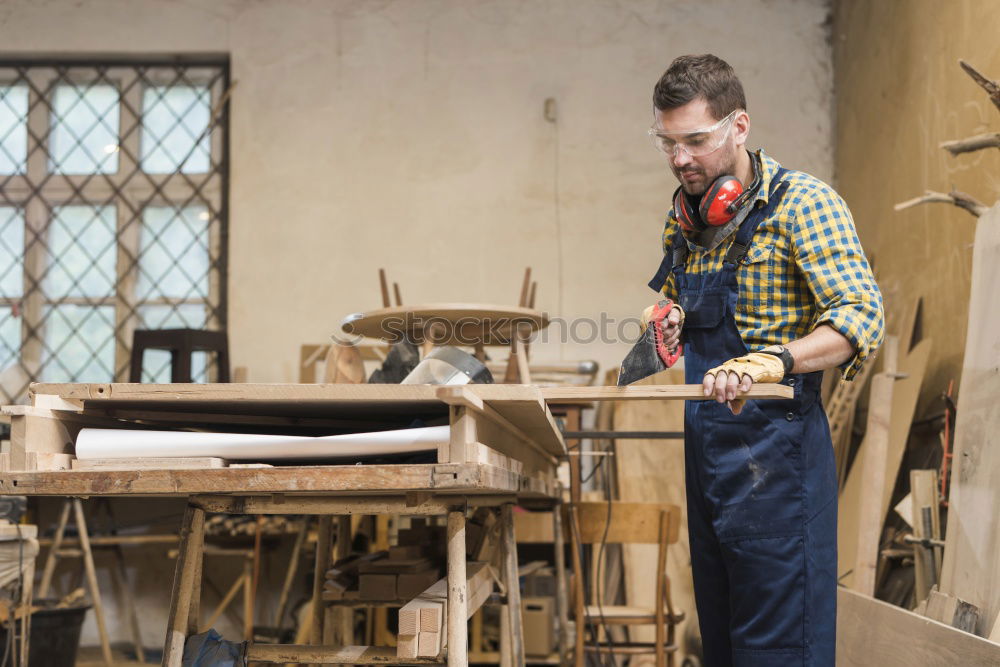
[164, 494, 528, 667]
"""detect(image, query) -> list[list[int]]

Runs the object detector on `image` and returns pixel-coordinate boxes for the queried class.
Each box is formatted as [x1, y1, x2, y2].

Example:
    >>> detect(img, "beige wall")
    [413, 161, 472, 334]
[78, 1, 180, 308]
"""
[833, 0, 1000, 413]
[1, 0, 835, 646]
[0, 0, 834, 382]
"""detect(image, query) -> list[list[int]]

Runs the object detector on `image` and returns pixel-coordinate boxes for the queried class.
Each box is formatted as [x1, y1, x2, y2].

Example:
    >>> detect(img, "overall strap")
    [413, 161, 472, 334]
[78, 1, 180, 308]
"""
[646, 227, 688, 293]
[724, 166, 790, 266]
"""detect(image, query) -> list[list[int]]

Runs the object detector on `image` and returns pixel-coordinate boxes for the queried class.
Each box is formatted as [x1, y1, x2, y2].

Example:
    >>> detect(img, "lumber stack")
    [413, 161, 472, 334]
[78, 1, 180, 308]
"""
[397, 561, 493, 659]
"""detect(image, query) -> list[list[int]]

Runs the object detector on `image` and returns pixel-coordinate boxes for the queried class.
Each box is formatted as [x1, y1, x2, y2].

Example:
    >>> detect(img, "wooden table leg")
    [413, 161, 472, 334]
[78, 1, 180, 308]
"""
[311, 516, 333, 645]
[447, 510, 468, 667]
[501, 504, 525, 667]
[163, 504, 206, 667]
[333, 515, 353, 646]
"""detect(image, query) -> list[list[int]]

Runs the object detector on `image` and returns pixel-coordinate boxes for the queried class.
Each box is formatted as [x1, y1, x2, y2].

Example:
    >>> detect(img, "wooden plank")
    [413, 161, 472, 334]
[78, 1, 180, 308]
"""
[837, 339, 932, 589]
[246, 643, 442, 664]
[837, 588, 1000, 666]
[442, 385, 566, 459]
[851, 336, 898, 596]
[0, 463, 525, 497]
[72, 457, 227, 471]
[911, 469, 941, 605]
[537, 383, 793, 402]
[924, 588, 980, 633]
[940, 204, 1000, 636]
[397, 561, 492, 659]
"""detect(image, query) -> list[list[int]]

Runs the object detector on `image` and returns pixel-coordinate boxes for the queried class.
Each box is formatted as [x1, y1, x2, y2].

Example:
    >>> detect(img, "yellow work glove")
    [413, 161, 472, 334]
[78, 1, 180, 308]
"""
[703, 345, 786, 414]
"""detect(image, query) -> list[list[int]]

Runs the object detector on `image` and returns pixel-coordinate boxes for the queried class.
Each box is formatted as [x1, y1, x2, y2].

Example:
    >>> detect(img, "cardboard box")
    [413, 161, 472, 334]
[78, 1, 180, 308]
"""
[522, 596, 555, 656]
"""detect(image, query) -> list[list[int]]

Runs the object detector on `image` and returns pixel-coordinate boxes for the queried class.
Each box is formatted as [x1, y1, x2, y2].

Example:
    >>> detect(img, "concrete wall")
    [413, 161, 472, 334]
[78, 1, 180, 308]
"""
[833, 0, 1000, 414]
[1, 0, 835, 649]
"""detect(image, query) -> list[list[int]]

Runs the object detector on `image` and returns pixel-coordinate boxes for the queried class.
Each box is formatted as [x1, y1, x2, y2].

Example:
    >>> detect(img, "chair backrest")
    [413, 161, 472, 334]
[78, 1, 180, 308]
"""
[568, 501, 680, 545]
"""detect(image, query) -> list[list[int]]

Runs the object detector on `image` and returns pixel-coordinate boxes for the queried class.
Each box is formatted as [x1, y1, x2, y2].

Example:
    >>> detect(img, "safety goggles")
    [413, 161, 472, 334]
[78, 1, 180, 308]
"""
[648, 109, 737, 157]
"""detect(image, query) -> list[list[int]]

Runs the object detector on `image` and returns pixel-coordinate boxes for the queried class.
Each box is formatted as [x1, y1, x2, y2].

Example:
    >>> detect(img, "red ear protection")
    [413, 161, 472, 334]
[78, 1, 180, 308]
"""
[672, 175, 746, 232]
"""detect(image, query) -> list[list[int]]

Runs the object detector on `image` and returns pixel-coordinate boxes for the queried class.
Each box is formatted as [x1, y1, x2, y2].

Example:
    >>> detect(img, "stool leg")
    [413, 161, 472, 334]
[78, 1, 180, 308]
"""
[500, 504, 525, 667]
[163, 505, 206, 667]
[447, 510, 468, 667]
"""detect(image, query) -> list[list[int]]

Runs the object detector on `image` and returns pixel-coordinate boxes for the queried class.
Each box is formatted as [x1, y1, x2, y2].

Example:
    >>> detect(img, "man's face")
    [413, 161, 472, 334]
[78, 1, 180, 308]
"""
[652, 97, 748, 196]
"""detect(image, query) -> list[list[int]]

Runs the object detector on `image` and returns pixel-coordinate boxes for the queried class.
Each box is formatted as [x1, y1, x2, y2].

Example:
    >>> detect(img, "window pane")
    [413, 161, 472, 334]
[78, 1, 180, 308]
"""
[136, 205, 209, 300]
[39, 304, 114, 382]
[0, 307, 18, 372]
[50, 84, 120, 174]
[0, 85, 27, 174]
[0, 207, 24, 297]
[141, 85, 210, 173]
[137, 303, 207, 330]
[44, 205, 116, 298]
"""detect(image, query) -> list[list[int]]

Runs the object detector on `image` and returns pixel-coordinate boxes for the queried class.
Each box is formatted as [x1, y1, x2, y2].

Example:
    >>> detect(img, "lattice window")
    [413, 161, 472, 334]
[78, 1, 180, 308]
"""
[0, 59, 230, 403]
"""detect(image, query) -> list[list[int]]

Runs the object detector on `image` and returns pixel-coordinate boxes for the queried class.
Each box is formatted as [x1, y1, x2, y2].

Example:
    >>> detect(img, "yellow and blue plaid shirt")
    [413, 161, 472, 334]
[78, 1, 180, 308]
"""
[660, 151, 884, 379]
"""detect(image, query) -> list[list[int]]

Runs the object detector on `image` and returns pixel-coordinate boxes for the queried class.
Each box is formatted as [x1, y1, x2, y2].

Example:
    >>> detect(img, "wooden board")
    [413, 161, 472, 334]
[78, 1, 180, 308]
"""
[837, 339, 933, 589]
[0, 463, 540, 498]
[71, 457, 227, 471]
[611, 367, 693, 665]
[340, 303, 550, 345]
[538, 383, 793, 402]
[940, 204, 1000, 636]
[837, 587, 1000, 666]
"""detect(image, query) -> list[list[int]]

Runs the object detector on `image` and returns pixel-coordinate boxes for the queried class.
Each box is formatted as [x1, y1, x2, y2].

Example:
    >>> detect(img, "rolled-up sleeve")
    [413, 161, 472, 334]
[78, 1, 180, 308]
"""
[790, 189, 884, 379]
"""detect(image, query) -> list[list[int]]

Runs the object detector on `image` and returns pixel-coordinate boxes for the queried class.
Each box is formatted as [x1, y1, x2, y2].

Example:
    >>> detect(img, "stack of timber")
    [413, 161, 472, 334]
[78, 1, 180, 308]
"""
[396, 561, 494, 659]
[0, 383, 567, 499]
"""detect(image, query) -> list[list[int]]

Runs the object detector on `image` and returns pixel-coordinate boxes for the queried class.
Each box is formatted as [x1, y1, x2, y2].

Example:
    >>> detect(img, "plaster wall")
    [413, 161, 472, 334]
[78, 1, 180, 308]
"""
[833, 0, 1000, 414]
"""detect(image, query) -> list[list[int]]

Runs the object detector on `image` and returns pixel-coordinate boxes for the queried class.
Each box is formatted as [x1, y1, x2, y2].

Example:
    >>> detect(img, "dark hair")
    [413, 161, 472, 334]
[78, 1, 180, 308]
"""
[653, 54, 746, 120]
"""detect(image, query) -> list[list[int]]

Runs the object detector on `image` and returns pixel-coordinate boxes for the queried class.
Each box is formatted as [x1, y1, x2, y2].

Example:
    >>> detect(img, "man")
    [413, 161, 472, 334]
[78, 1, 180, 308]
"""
[645, 55, 884, 666]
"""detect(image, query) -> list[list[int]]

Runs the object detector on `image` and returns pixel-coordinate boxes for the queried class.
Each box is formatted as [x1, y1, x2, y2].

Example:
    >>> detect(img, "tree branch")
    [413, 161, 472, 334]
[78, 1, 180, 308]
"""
[959, 59, 1000, 113]
[894, 189, 987, 218]
[940, 132, 1000, 155]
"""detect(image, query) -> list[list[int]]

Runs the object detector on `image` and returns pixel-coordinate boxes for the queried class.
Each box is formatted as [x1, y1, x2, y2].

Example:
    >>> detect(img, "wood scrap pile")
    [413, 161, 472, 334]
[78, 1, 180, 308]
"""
[204, 514, 300, 537]
[833, 60, 1000, 664]
[322, 518, 446, 602]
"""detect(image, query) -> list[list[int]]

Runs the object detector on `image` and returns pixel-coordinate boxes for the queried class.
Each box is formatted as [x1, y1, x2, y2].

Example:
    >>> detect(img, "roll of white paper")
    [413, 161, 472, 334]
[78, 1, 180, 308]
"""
[75, 425, 449, 461]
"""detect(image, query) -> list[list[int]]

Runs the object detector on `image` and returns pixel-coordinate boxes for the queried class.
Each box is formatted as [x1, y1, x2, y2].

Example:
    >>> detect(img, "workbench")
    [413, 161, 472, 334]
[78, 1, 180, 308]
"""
[0, 382, 569, 666]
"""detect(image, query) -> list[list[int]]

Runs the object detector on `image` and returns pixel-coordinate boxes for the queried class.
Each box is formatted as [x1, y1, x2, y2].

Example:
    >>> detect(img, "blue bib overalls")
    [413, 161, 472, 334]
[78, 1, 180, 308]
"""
[649, 169, 837, 666]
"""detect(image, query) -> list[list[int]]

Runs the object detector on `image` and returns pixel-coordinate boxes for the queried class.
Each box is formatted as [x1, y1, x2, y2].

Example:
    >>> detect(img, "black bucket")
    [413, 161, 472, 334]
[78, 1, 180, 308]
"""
[0, 600, 90, 667]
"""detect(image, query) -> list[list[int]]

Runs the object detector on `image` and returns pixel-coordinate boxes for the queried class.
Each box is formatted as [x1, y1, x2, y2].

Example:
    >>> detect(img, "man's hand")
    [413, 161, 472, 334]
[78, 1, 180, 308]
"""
[703, 350, 785, 414]
[642, 303, 684, 353]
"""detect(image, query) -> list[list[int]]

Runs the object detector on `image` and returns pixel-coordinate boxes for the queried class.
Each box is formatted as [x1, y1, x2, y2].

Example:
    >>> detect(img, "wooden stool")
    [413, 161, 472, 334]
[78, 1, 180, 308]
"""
[129, 328, 230, 383]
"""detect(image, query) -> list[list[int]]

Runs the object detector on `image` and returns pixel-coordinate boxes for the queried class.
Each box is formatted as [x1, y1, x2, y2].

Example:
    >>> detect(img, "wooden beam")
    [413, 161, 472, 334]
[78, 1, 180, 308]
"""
[246, 643, 442, 664]
[837, 588, 1000, 666]
[537, 384, 793, 402]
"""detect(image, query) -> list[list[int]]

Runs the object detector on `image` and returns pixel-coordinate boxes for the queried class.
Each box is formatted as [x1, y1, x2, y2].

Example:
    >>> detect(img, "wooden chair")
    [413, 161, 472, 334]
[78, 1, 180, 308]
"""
[569, 501, 684, 667]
